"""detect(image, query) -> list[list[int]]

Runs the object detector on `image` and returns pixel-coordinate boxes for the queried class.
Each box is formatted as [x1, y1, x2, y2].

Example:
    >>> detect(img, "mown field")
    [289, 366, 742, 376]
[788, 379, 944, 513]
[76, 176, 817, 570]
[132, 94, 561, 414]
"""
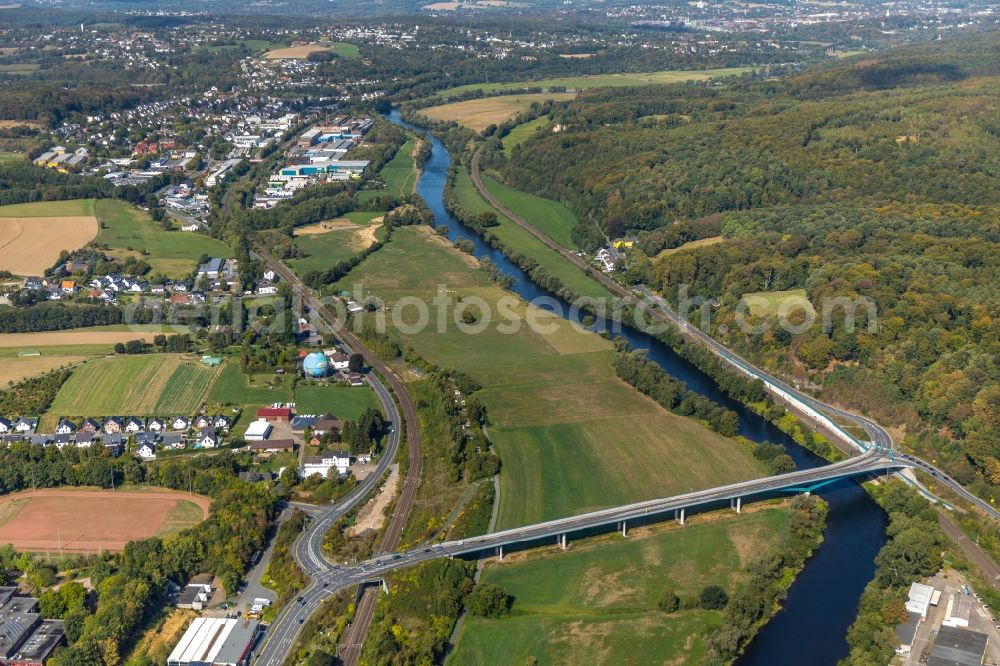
[419, 93, 575, 132]
[481, 173, 578, 249]
[337, 227, 767, 529]
[294, 385, 381, 419]
[741, 288, 815, 319]
[0, 199, 98, 275]
[289, 211, 386, 274]
[93, 199, 233, 277]
[434, 67, 752, 99]
[452, 168, 611, 300]
[449, 508, 789, 665]
[655, 236, 725, 260]
[380, 138, 419, 196]
[47, 354, 223, 416]
[204, 361, 380, 430]
[502, 116, 550, 157]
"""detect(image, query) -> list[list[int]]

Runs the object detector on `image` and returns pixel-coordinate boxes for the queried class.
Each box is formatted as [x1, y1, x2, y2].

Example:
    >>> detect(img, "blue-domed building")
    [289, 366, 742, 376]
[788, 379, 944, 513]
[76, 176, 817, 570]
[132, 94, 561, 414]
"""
[302, 352, 330, 378]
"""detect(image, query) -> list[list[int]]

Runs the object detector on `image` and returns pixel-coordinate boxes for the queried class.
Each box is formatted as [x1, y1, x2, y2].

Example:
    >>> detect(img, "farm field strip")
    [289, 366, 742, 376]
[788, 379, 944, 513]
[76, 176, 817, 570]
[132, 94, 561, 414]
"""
[0, 200, 99, 275]
[48, 354, 223, 416]
[417, 93, 575, 132]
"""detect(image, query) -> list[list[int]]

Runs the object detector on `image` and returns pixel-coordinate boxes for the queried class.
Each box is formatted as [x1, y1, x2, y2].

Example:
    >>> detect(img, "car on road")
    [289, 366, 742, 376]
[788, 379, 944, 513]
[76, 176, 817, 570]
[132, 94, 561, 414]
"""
[322, 583, 328, 588]
[298, 618, 304, 624]
[297, 597, 304, 604]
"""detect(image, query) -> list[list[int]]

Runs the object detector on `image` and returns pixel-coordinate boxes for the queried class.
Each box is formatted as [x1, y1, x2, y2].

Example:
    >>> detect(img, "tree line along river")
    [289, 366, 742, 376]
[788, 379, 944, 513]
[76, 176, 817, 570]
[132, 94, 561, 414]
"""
[388, 110, 888, 665]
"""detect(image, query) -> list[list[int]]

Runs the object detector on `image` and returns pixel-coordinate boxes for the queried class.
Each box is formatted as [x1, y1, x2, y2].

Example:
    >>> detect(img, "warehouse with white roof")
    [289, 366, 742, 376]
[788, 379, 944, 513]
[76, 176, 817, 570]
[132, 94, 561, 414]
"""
[167, 617, 260, 666]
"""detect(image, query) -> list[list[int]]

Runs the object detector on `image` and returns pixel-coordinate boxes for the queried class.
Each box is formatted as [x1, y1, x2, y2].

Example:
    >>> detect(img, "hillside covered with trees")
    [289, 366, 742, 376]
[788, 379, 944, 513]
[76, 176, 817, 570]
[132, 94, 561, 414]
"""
[489, 32, 999, 494]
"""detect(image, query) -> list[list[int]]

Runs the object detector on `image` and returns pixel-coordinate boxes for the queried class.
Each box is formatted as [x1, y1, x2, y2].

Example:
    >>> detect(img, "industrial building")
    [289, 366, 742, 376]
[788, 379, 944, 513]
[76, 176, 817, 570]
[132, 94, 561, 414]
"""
[0, 587, 65, 666]
[166, 617, 260, 666]
[928, 625, 988, 666]
[942, 592, 974, 628]
[243, 420, 273, 442]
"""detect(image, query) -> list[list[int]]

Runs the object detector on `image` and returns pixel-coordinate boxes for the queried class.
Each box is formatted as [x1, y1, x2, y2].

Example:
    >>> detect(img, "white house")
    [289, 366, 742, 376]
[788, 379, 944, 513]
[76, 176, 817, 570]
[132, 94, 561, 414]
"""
[0, 418, 11, 434]
[13, 417, 37, 433]
[55, 419, 77, 435]
[137, 442, 157, 460]
[301, 451, 351, 478]
[125, 417, 144, 433]
[196, 428, 218, 448]
[171, 416, 191, 431]
[148, 417, 166, 432]
[326, 353, 350, 371]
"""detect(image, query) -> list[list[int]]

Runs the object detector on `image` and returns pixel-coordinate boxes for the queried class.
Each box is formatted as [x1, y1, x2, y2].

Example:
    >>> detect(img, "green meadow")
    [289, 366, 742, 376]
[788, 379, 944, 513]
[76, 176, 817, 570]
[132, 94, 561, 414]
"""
[93, 200, 232, 277]
[336, 227, 767, 529]
[435, 67, 752, 99]
[502, 116, 550, 157]
[481, 174, 578, 249]
[293, 384, 381, 419]
[452, 168, 611, 300]
[449, 508, 789, 665]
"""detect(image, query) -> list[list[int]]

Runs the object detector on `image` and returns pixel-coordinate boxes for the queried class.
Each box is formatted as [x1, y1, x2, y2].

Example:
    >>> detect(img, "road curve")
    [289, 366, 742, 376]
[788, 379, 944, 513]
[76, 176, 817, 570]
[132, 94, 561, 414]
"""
[250, 246, 424, 666]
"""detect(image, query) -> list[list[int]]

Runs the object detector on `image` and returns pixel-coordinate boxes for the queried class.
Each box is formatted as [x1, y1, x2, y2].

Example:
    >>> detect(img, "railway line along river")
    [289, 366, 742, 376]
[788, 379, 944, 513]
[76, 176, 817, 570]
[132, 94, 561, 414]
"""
[388, 110, 888, 665]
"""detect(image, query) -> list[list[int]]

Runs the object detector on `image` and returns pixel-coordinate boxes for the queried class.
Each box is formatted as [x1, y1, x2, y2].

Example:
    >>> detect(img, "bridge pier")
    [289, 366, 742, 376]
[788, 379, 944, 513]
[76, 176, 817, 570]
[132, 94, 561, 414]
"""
[559, 534, 568, 550]
[731, 497, 742, 513]
[675, 508, 685, 525]
[498, 546, 503, 561]
[619, 520, 627, 537]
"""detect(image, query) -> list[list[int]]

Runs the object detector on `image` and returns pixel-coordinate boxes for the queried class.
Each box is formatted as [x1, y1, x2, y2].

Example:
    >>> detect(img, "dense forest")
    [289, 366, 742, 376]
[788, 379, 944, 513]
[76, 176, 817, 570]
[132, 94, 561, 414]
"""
[491, 32, 1000, 494]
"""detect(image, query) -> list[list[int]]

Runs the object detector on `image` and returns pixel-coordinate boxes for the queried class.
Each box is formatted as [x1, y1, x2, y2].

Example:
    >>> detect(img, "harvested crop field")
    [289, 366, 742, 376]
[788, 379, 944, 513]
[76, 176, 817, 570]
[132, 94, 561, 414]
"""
[0, 355, 91, 385]
[0, 327, 164, 348]
[265, 44, 329, 58]
[418, 93, 576, 131]
[0, 200, 98, 275]
[48, 354, 223, 416]
[0, 488, 210, 552]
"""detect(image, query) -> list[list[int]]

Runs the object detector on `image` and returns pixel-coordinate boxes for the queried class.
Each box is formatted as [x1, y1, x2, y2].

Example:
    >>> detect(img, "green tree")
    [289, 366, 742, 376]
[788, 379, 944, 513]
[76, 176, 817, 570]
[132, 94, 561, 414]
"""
[657, 589, 680, 613]
[466, 583, 511, 618]
[699, 585, 729, 610]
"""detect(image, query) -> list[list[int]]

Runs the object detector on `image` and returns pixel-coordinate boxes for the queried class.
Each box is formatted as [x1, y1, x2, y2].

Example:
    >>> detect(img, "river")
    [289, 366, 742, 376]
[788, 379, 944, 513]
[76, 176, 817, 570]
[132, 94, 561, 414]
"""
[387, 110, 887, 665]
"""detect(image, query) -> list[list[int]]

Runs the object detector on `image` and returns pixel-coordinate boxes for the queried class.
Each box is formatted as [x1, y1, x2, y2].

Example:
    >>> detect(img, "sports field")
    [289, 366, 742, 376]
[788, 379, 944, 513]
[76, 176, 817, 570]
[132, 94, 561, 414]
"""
[93, 199, 233, 277]
[0, 199, 98, 275]
[435, 67, 752, 99]
[337, 227, 767, 529]
[418, 93, 575, 132]
[450, 508, 789, 664]
[0, 488, 210, 552]
[48, 354, 223, 416]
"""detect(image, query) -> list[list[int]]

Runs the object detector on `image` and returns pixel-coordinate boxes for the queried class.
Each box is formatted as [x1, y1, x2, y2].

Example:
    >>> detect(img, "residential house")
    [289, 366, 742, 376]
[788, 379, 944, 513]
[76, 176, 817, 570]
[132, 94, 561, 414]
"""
[103, 416, 123, 433]
[301, 451, 351, 478]
[193, 415, 212, 430]
[249, 439, 295, 454]
[61, 280, 77, 294]
[79, 417, 100, 433]
[75, 431, 96, 448]
[327, 353, 350, 371]
[161, 433, 185, 450]
[101, 433, 124, 456]
[313, 414, 344, 436]
[171, 416, 191, 431]
[53, 433, 72, 449]
[55, 419, 77, 435]
[13, 417, 37, 434]
[125, 416, 144, 433]
[137, 441, 157, 460]
[196, 428, 218, 448]
[29, 434, 51, 447]
[147, 417, 166, 432]
[212, 414, 231, 431]
[0, 417, 11, 434]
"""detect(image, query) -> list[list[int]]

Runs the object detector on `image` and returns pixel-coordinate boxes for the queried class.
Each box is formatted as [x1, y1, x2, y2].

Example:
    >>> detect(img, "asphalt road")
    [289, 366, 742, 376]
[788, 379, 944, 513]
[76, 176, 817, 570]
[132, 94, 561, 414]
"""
[250, 247, 423, 666]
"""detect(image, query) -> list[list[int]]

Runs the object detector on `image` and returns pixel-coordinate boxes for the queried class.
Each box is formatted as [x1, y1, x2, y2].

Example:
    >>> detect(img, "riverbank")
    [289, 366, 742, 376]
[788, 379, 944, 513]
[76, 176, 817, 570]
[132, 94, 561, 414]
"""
[388, 110, 889, 665]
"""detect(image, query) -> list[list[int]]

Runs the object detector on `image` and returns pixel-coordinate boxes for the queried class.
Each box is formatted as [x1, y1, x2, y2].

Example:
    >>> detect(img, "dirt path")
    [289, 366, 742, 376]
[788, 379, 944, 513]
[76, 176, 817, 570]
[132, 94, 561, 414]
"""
[347, 463, 400, 536]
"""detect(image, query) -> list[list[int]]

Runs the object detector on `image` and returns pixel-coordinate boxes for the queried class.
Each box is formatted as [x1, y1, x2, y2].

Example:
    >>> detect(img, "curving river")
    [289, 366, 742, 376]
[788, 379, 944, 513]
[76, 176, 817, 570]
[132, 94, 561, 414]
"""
[387, 111, 887, 665]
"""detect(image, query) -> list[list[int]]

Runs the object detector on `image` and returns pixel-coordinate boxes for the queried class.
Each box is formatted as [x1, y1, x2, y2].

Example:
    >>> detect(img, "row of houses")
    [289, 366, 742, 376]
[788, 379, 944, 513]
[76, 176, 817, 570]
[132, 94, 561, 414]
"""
[3, 414, 234, 436]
